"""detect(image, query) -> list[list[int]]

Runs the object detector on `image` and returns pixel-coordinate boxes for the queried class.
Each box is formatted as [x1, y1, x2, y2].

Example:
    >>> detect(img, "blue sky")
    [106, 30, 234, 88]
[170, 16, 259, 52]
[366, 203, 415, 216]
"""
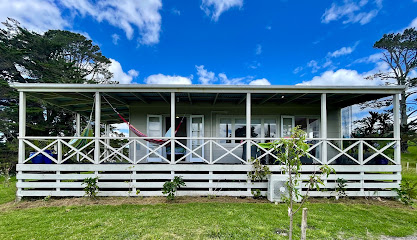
[2, 0, 417, 86]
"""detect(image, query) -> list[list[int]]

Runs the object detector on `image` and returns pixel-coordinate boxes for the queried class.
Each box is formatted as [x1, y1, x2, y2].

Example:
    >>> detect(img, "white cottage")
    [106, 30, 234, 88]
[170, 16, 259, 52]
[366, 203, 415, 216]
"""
[11, 83, 404, 200]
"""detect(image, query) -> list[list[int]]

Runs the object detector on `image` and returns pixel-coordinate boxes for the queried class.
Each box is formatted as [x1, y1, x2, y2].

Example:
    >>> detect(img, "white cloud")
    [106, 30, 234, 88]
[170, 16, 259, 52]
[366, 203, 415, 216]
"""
[218, 73, 246, 85]
[196, 65, 217, 84]
[200, 0, 243, 21]
[0, 0, 68, 32]
[144, 74, 192, 84]
[0, 0, 163, 45]
[249, 78, 271, 85]
[328, 46, 355, 58]
[248, 61, 261, 69]
[60, 0, 162, 45]
[171, 8, 181, 15]
[109, 59, 139, 84]
[112, 33, 120, 45]
[307, 60, 320, 73]
[299, 69, 382, 86]
[255, 44, 262, 55]
[321, 0, 382, 25]
[111, 123, 129, 137]
[293, 66, 303, 74]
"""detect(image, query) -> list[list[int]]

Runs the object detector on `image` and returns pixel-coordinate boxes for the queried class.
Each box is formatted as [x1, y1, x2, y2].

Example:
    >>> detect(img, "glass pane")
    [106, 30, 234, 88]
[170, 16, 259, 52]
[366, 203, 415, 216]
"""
[308, 118, 320, 138]
[235, 118, 246, 143]
[251, 119, 261, 138]
[219, 118, 232, 143]
[282, 117, 293, 137]
[148, 117, 161, 131]
[295, 117, 307, 131]
[264, 119, 277, 139]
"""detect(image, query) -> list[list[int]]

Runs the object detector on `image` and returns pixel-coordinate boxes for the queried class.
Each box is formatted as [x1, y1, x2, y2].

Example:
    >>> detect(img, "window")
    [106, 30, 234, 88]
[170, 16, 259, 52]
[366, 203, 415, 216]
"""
[264, 119, 277, 139]
[293, 117, 320, 138]
[219, 118, 232, 143]
[281, 116, 294, 138]
[219, 117, 276, 143]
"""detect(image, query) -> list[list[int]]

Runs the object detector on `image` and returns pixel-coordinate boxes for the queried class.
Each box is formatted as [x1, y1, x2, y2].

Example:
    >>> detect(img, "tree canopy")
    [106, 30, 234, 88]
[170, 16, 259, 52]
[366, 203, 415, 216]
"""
[367, 27, 417, 151]
[0, 18, 114, 171]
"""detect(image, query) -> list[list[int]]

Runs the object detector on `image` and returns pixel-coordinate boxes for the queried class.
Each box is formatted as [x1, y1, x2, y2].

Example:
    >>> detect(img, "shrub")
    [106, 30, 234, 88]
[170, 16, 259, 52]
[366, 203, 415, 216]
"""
[163, 176, 186, 201]
[82, 177, 99, 198]
[394, 180, 417, 205]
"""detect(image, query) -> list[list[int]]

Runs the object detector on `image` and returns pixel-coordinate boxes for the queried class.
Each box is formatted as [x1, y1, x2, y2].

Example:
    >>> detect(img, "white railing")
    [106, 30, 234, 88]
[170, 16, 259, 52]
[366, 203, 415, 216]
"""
[20, 137, 400, 165]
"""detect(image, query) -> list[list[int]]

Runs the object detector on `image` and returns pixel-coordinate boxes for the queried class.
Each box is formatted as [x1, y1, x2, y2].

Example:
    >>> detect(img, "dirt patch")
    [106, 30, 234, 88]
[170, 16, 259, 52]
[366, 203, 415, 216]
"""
[380, 235, 417, 240]
[0, 196, 413, 212]
[0, 196, 269, 212]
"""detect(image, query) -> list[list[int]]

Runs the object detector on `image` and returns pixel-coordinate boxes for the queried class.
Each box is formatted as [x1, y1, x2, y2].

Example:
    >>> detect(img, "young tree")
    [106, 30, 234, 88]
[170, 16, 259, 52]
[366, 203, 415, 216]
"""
[370, 28, 417, 152]
[271, 127, 333, 240]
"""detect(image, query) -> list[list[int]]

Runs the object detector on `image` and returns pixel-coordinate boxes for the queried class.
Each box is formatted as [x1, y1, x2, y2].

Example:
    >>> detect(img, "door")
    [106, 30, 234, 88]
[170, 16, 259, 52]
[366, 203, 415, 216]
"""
[189, 115, 204, 162]
[147, 115, 162, 162]
[281, 116, 295, 138]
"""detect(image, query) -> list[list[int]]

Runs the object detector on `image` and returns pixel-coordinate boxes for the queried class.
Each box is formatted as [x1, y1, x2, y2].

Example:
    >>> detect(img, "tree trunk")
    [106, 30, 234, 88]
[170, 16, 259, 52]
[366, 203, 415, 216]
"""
[400, 90, 408, 153]
[289, 212, 293, 240]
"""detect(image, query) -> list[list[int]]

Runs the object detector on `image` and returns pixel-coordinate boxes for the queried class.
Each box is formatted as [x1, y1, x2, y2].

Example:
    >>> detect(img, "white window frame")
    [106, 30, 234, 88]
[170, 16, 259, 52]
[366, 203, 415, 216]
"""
[281, 115, 295, 138]
[217, 115, 278, 145]
[147, 115, 163, 162]
[189, 115, 204, 162]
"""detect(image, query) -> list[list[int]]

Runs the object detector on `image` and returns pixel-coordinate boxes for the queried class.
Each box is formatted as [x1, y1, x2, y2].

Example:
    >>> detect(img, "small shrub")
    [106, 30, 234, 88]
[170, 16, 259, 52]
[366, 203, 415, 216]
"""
[43, 195, 51, 202]
[394, 180, 417, 205]
[82, 177, 99, 198]
[163, 176, 186, 201]
[251, 189, 264, 199]
[336, 178, 348, 198]
[247, 157, 271, 181]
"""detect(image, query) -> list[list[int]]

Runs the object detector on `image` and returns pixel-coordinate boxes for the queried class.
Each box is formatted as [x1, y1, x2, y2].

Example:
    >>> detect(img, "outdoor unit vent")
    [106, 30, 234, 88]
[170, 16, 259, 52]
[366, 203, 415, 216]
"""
[267, 175, 301, 202]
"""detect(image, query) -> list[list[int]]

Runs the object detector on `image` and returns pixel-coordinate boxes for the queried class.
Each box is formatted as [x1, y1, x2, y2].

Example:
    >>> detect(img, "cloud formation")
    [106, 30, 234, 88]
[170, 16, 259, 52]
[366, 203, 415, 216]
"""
[109, 59, 139, 84]
[249, 78, 271, 85]
[321, 0, 382, 25]
[196, 65, 217, 84]
[0, 0, 67, 32]
[0, 0, 163, 45]
[60, 0, 162, 45]
[144, 74, 192, 84]
[200, 0, 243, 21]
[196, 65, 270, 85]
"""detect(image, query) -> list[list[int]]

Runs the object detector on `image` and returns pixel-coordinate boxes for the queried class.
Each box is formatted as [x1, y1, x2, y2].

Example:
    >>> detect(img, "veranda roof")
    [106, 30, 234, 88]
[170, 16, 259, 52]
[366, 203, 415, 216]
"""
[10, 83, 405, 124]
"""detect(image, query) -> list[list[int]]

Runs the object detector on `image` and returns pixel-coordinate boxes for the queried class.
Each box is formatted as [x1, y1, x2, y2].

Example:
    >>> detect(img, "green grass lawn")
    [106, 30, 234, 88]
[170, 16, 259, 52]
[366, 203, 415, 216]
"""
[1, 147, 417, 240]
[0, 176, 16, 204]
[0, 200, 416, 240]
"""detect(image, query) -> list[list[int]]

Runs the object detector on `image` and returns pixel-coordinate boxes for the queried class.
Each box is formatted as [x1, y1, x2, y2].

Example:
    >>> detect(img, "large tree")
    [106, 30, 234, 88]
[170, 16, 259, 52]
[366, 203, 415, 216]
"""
[370, 27, 417, 152]
[0, 18, 114, 171]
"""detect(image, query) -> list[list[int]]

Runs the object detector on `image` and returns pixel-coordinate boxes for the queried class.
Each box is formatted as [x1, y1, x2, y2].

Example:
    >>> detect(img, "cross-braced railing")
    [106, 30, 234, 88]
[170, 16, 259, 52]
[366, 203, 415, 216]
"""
[20, 137, 400, 165]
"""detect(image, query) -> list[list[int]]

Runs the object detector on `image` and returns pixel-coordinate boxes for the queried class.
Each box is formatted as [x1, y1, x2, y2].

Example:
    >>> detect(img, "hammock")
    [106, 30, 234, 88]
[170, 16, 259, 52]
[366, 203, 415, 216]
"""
[102, 96, 184, 145]
[68, 98, 95, 149]
[68, 122, 94, 148]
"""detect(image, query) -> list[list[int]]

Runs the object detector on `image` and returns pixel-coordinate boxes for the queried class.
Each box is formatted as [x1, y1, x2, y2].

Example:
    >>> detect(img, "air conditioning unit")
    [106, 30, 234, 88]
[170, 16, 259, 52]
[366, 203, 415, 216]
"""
[267, 174, 301, 202]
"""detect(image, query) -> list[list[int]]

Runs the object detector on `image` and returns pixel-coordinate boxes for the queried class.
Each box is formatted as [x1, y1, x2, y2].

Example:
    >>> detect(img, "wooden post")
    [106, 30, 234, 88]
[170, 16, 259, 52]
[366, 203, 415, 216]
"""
[171, 92, 175, 164]
[17, 91, 26, 201]
[246, 93, 251, 194]
[246, 92, 251, 163]
[321, 93, 327, 165]
[393, 94, 401, 185]
[94, 92, 101, 167]
[407, 162, 409, 170]
[393, 94, 401, 165]
[301, 208, 308, 240]
[76, 113, 81, 162]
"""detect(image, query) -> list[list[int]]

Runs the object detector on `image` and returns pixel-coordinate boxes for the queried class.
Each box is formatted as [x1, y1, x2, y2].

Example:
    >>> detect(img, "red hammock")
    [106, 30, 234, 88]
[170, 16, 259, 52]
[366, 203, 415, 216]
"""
[103, 96, 184, 145]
